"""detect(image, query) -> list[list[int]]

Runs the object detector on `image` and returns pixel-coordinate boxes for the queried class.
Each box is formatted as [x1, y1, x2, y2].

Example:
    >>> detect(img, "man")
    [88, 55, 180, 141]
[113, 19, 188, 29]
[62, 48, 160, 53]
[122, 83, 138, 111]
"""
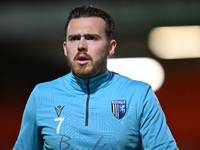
[13, 6, 179, 149]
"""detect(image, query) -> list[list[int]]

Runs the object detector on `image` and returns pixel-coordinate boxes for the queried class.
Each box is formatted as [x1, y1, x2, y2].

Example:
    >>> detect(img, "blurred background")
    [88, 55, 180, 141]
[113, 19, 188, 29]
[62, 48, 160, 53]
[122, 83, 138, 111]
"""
[1, 0, 200, 149]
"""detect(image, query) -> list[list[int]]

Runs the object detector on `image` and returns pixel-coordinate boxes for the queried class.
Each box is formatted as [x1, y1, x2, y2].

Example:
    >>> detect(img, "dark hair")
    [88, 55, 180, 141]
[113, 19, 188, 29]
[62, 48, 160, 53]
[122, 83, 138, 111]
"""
[64, 6, 115, 40]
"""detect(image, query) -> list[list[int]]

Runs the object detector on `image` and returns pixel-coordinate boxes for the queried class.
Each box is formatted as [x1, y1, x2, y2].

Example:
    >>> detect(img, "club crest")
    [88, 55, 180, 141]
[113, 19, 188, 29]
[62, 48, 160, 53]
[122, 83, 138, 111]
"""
[111, 100, 126, 119]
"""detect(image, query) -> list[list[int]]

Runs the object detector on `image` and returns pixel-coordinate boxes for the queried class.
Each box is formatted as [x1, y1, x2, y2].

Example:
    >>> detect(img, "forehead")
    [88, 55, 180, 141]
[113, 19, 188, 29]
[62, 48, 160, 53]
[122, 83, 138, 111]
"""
[67, 17, 106, 36]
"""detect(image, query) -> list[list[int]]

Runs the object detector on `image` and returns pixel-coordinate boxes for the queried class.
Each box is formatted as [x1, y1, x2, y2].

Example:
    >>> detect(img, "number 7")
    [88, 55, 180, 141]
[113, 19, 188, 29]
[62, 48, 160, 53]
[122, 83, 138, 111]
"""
[54, 117, 64, 134]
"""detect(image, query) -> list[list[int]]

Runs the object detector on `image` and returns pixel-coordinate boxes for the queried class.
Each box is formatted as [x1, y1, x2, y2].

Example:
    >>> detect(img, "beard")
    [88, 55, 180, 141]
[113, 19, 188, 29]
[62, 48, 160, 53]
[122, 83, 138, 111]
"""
[67, 51, 108, 78]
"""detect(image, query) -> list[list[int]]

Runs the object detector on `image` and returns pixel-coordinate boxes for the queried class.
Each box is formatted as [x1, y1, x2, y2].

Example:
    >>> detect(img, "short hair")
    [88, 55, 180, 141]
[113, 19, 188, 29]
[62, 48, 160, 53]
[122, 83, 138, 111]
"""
[64, 6, 115, 40]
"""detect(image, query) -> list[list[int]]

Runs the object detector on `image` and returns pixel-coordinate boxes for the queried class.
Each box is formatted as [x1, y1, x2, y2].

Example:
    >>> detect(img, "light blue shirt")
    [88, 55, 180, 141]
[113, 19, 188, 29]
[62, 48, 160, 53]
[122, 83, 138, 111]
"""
[13, 70, 179, 149]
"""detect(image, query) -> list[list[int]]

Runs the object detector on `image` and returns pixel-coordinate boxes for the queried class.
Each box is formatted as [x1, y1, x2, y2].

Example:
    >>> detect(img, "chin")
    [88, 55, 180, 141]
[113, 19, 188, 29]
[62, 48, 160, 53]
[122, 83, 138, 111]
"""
[73, 65, 94, 78]
[70, 59, 107, 78]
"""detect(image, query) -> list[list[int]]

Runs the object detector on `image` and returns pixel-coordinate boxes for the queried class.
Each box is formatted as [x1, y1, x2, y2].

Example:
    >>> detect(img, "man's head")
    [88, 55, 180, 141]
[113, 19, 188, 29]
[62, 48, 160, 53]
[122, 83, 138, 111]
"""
[63, 6, 116, 78]
[64, 5, 115, 41]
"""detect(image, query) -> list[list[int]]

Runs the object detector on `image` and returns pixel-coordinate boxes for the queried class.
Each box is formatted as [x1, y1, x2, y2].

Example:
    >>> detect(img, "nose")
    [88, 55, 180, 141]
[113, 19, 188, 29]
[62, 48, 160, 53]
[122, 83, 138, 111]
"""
[78, 38, 87, 52]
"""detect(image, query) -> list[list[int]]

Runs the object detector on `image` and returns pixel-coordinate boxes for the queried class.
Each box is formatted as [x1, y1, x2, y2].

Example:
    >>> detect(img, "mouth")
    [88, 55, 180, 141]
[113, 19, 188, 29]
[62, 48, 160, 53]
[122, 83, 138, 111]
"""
[76, 54, 89, 65]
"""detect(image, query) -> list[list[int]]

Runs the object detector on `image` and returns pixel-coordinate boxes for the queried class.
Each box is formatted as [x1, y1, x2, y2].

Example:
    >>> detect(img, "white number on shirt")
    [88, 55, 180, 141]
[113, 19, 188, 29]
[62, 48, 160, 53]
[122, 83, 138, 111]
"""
[54, 117, 64, 134]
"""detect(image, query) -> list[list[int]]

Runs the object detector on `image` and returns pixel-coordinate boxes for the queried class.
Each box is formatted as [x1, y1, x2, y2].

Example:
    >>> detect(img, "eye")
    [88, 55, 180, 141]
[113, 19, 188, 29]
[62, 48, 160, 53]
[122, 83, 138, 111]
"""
[70, 37, 79, 41]
[85, 35, 99, 41]
[69, 36, 80, 41]
[89, 36, 96, 40]
[86, 36, 95, 41]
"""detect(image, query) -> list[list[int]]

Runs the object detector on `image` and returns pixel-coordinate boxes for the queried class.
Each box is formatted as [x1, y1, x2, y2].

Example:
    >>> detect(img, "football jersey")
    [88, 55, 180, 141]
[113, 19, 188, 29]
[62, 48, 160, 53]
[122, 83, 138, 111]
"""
[13, 70, 179, 150]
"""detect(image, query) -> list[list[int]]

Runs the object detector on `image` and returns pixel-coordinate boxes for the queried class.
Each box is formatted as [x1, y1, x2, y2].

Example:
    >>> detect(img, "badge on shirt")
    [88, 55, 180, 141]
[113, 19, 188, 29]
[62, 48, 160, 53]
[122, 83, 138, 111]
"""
[111, 100, 126, 119]
[55, 105, 65, 117]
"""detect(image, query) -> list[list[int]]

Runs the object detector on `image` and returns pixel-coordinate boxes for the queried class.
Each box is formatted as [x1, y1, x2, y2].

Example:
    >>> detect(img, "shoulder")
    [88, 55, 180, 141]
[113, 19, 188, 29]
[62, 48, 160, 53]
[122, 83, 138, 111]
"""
[33, 73, 71, 93]
[108, 71, 153, 103]
[27, 73, 71, 106]
[111, 71, 151, 90]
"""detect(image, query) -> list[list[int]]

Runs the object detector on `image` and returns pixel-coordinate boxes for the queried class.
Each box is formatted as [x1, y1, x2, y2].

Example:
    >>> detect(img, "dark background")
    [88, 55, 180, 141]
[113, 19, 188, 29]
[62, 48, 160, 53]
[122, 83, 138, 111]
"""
[1, 0, 200, 149]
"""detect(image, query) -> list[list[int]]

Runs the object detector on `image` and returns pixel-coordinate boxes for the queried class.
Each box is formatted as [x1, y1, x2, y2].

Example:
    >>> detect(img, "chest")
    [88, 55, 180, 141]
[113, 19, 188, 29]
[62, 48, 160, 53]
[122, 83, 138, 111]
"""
[37, 91, 141, 149]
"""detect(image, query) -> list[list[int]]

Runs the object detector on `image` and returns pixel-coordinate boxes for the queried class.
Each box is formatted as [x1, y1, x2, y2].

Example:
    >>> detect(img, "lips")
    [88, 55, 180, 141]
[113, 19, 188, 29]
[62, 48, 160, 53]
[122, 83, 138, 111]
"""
[76, 54, 89, 65]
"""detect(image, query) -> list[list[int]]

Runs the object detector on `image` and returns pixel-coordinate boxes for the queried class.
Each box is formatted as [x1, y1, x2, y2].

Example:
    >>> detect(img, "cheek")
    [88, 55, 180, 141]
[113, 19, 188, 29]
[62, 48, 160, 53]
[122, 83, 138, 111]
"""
[90, 43, 109, 56]
[90, 51, 103, 60]
[66, 46, 76, 58]
[68, 53, 76, 62]
[95, 46, 109, 57]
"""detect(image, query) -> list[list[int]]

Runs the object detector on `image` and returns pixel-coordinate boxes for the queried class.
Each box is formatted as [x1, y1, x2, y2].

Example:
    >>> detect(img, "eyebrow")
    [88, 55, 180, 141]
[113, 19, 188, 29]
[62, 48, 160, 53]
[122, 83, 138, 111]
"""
[68, 34, 101, 39]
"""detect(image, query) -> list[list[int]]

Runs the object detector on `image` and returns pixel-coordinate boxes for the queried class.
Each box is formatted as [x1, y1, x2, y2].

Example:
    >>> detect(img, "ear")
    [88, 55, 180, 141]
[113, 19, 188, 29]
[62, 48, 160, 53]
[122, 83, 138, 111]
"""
[108, 40, 117, 56]
[63, 41, 67, 56]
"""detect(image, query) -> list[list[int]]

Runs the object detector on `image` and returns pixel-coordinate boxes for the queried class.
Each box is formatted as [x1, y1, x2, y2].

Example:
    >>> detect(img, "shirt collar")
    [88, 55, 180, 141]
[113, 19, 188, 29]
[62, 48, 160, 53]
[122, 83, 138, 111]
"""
[70, 70, 113, 93]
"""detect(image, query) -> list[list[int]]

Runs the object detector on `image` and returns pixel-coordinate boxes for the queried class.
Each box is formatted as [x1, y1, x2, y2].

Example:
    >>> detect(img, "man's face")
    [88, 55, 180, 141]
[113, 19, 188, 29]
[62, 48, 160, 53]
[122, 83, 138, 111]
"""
[63, 17, 116, 78]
